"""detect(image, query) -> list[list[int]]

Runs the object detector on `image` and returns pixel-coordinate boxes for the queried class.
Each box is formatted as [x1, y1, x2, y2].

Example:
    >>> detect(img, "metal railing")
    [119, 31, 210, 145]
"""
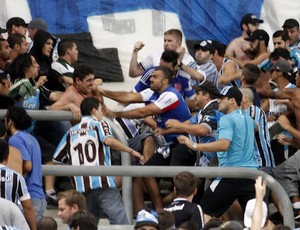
[0, 110, 295, 228]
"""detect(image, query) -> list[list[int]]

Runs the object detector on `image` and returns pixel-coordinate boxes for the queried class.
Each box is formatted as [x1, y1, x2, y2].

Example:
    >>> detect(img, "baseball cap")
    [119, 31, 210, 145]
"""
[134, 209, 159, 229]
[216, 86, 243, 106]
[194, 40, 215, 54]
[244, 198, 268, 228]
[270, 60, 292, 76]
[28, 18, 48, 31]
[241, 14, 264, 26]
[0, 27, 8, 33]
[282, 18, 299, 28]
[245, 29, 270, 46]
[6, 17, 28, 30]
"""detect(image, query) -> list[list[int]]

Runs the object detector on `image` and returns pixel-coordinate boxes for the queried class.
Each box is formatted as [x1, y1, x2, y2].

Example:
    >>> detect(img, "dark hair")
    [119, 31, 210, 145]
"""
[6, 106, 32, 130]
[0, 139, 9, 162]
[204, 218, 223, 230]
[161, 50, 179, 68]
[193, 81, 219, 100]
[37, 216, 58, 230]
[10, 53, 34, 80]
[155, 66, 173, 84]
[269, 48, 291, 62]
[273, 30, 289, 42]
[80, 97, 100, 116]
[68, 210, 97, 230]
[242, 63, 260, 85]
[164, 29, 182, 42]
[58, 39, 75, 56]
[57, 190, 86, 211]
[0, 121, 5, 137]
[179, 220, 200, 230]
[73, 64, 94, 81]
[212, 40, 226, 57]
[7, 33, 26, 49]
[157, 208, 175, 230]
[174, 171, 198, 196]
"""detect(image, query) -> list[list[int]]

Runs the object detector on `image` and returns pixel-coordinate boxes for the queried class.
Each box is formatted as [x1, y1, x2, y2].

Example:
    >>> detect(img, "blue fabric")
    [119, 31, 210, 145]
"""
[217, 109, 257, 168]
[27, 0, 263, 44]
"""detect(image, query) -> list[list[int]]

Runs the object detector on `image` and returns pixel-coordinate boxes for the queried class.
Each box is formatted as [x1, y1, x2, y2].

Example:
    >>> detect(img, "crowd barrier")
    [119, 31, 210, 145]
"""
[0, 110, 295, 228]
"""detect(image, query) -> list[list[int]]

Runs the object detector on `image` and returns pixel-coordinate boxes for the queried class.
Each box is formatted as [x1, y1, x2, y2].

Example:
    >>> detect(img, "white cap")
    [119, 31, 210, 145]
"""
[244, 198, 268, 228]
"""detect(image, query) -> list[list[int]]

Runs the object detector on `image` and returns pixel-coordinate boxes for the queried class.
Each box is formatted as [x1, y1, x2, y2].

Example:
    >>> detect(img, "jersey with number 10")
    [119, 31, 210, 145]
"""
[53, 116, 116, 192]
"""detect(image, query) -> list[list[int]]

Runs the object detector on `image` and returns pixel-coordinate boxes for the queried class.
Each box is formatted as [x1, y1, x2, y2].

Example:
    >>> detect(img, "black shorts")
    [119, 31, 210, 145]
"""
[199, 178, 256, 218]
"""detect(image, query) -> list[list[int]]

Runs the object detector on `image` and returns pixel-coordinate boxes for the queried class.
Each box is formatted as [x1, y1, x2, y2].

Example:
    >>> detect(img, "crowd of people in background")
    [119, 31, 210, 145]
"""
[0, 12, 300, 230]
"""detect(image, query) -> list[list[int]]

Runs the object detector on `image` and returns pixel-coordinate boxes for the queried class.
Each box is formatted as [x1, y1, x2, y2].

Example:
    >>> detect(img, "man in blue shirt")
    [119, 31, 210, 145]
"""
[178, 86, 257, 222]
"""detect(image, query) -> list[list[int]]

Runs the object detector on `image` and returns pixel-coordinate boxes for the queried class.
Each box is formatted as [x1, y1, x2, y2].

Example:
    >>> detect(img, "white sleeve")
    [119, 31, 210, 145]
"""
[154, 91, 178, 110]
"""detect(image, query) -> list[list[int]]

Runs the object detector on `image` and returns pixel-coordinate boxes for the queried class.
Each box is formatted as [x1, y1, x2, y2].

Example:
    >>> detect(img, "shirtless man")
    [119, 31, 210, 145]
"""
[226, 14, 263, 61]
[49, 64, 103, 121]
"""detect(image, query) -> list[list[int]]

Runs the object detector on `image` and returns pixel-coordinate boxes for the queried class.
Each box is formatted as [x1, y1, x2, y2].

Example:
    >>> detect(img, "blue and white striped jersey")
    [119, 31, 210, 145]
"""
[53, 116, 116, 192]
[0, 165, 30, 203]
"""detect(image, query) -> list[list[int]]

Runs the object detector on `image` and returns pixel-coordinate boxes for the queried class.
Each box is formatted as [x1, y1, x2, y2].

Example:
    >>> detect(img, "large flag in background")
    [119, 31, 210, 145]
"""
[1, 0, 299, 82]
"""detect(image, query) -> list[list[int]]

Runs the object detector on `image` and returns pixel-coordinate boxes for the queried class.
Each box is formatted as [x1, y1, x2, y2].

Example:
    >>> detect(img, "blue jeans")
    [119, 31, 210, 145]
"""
[32, 198, 47, 221]
[84, 187, 128, 224]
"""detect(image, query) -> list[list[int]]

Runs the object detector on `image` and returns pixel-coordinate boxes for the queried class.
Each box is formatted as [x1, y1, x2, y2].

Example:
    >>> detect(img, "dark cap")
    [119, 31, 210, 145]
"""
[6, 17, 28, 30]
[270, 60, 292, 76]
[245, 29, 269, 46]
[0, 27, 8, 33]
[194, 40, 215, 54]
[28, 18, 48, 31]
[282, 18, 299, 28]
[216, 86, 243, 106]
[241, 14, 264, 26]
[134, 209, 159, 229]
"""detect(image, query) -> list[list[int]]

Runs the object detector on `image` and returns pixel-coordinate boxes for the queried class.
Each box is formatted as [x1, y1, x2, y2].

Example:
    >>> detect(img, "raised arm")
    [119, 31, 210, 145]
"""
[129, 41, 145, 78]
[98, 87, 143, 104]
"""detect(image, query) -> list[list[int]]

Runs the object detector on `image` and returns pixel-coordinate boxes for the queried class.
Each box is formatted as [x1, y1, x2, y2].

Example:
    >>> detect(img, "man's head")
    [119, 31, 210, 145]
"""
[80, 97, 102, 120]
[240, 14, 263, 36]
[57, 190, 86, 224]
[269, 48, 291, 64]
[282, 18, 300, 46]
[73, 64, 95, 94]
[194, 40, 215, 64]
[0, 38, 12, 61]
[0, 139, 9, 163]
[134, 209, 159, 230]
[173, 171, 198, 197]
[163, 29, 183, 51]
[193, 81, 219, 108]
[150, 66, 173, 92]
[5, 106, 32, 133]
[241, 63, 260, 85]
[245, 29, 269, 54]
[7, 33, 28, 56]
[6, 17, 28, 36]
[28, 18, 48, 40]
[159, 49, 179, 71]
[211, 40, 226, 63]
[68, 210, 97, 230]
[240, 88, 254, 110]
[216, 86, 243, 113]
[272, 30, 290, 50]
[58, 39, 79, 64]
[270, 60, 292, 81]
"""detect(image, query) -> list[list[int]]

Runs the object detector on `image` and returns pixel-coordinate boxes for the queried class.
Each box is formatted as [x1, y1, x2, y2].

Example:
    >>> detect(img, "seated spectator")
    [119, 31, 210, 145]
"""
[37, 216, 57, 230]
[164, 171, 204, 228]
[68, 210, 97, 230]
[57, 190, 86, 225]
[134, 209, 159, 230]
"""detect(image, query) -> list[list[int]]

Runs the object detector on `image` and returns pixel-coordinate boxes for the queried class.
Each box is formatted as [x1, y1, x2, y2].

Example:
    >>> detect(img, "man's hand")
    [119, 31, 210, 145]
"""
[68, 103, 81, 120]
[133, 41, 145, 52]
[255, 176, 266, 200]
[102, 106, 115, 118]
[36, 75, 47, 88]
[277, 134, 293, 146]
[165, 119, 180, 129]
[176, 47, 185, 63]
[177, 135, 195, 150]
